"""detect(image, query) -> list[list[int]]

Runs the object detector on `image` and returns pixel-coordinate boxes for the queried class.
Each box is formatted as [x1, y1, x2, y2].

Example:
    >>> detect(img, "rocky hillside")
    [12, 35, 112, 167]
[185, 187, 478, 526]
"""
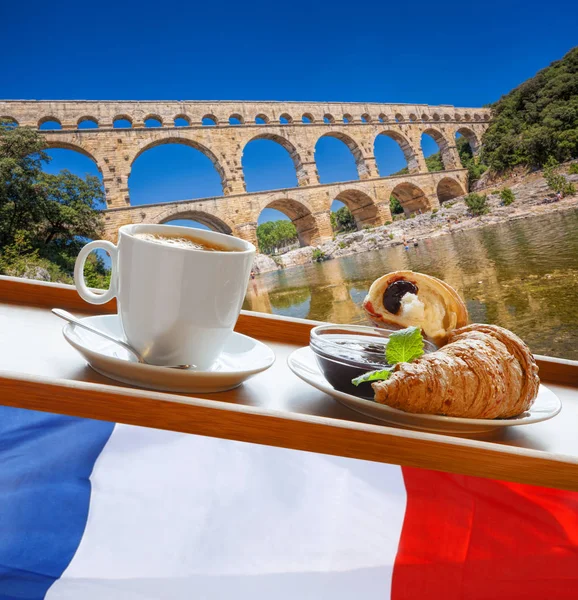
[481, 46, 578, 171]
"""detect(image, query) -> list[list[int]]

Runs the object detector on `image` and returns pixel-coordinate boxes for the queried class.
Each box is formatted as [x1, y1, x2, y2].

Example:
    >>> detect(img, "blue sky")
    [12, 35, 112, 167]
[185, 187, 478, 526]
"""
[4, 0, 577, 226]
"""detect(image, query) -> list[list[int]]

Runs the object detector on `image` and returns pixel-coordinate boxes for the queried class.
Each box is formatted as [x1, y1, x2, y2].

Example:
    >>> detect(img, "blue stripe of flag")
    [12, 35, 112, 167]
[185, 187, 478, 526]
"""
[0, 406, 114, 599]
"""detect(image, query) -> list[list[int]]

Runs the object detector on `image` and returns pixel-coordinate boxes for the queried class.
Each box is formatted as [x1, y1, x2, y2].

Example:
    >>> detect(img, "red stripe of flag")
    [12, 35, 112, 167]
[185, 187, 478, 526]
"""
[392, 467, 578, 599]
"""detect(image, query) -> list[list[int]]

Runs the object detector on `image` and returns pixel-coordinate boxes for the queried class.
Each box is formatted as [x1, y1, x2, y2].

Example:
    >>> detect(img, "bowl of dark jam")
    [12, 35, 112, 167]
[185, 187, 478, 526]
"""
[310, 324, 436, 399]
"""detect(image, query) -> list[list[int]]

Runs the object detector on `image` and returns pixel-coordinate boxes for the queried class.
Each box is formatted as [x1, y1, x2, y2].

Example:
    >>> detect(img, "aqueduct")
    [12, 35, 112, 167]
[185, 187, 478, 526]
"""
[0, 100, 491, 248]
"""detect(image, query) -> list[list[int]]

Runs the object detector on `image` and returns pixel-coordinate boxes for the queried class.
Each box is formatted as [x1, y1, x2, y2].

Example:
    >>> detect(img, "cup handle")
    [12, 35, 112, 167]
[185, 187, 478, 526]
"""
[74, 240, 118, 305]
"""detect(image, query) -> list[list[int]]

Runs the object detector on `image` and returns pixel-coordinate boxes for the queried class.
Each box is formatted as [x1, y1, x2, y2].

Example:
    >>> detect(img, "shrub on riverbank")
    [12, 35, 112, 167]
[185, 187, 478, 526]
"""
[312, 248, 327, 262]
[544, 157, 577, 196]
[464, 193, 489, 216]
[569, 164, 578, 175]
[500, 188, 515, 205]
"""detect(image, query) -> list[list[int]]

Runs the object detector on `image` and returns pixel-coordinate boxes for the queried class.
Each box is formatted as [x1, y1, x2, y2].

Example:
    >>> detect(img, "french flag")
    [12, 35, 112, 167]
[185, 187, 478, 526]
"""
[1, 406, 577, 599]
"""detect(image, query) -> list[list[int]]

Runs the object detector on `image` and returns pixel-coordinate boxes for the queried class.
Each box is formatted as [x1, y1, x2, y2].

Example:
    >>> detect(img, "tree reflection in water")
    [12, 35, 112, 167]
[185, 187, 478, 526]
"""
[244, 209, 578, 359]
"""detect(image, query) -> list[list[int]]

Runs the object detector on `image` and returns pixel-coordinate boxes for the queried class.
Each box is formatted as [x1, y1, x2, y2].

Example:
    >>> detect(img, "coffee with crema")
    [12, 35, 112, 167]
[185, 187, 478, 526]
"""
[133, 231, 237, 252]
[74, 223, 254, 368]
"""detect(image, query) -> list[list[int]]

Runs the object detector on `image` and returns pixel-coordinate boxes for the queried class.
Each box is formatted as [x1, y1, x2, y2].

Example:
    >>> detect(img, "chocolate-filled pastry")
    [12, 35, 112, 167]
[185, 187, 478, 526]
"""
[363, 271, 468, 345]
[371, 324, 540, 419]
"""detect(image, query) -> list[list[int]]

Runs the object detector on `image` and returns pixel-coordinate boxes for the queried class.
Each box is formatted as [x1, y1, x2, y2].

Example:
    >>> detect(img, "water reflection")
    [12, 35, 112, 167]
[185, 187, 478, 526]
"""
[243, 209, 578, 359]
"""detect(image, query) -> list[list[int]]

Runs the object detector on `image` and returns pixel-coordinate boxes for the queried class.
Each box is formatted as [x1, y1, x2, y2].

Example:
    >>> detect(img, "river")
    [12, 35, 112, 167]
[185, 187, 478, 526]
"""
[243, 208, 578, 360]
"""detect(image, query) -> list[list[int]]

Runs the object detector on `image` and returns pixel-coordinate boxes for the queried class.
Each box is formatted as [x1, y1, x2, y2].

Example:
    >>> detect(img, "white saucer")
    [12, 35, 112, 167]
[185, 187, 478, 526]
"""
[287, 346, 562, 433]
[63, 314, 275, 393]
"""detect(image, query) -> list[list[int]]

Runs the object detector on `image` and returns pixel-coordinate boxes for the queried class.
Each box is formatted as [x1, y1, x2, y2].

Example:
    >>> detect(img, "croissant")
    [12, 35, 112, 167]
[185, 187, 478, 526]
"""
[363, 271, 468, 345]
[372, 324, 540, 419]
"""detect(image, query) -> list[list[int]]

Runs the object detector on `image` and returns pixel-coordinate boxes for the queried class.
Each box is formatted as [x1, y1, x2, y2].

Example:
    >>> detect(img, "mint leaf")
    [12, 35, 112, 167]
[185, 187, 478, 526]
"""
[385, 326, 424, 365]
[352, 368, 393, 387]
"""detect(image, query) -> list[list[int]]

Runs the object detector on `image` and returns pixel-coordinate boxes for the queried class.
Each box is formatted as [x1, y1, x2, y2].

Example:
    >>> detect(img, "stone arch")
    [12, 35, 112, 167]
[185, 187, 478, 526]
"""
[202, 114, 218, 126]
[455, 113, 462, 122]
[443, 114, 451, 121]
[242, 133, 306, 184]
[464, 113, 472, 122]
[378, 113, 388, 123]
[409, 113, 418, 122]
[484, 114, 491, 121]
[343, 113, 353, 124]
[317, 131, 368, 178]
[43, 140, 104, 175]
[113, 114, 133, 127]
[144, 114, 163, 127]
[174, 114, 191, 126]
[130, 137, 228, 195]
[302, 113, 314, 123]
[334, 189, 380, 229]
[255, 114, 269, 124]
[421, 113, 430, 121]
[1, 116, 18, 126]
[323, 114, 334, 124]
[437, 177, 466, 203]
[38, 116, 62, 129]
[395, 113, 404, 123]
[157, 209, 233, 234]
[229, 113, 244, 125]
[474, 113, 482, 121]
[432, 113, 441, 122]
[279, 113, 293, 124]
[391, 182, 431, 215]
[422, 127, 454, 169]
[361, 113, 371, 123]
[41, 141, 108, 199]
[374, 130, 420, 174]
[456, 126, 480, 154]
[261, 198, 320, 247]
[77, 116, 98, 128]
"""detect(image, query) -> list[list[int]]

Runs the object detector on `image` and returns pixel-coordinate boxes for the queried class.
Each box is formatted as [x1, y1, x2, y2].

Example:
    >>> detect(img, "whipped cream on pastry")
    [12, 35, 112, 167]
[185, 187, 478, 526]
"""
[363, 271, 468, 345]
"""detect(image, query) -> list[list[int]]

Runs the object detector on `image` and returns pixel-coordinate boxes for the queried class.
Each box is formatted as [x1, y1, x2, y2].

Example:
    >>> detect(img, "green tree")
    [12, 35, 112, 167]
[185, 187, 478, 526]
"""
[481, 47, 578, 171]
[391, 166, 409, 176]
[456, 136, 487, 188]
[330, 205, 356, 233]
[390, 195, 404, 215]
[0, 124, 48, 248]
[425, 152, 444, 172]
[0, 122, 108, 286]
[256, 219, 298, 254]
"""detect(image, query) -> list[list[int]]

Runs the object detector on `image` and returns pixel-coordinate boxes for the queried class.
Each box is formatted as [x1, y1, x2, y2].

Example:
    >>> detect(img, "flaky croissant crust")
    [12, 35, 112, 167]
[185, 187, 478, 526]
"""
[372, 324, 540, 419]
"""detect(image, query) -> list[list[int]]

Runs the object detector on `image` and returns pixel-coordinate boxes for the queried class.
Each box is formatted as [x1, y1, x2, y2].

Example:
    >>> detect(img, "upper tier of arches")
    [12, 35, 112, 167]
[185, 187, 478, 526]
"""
[2, 106, 490, 131]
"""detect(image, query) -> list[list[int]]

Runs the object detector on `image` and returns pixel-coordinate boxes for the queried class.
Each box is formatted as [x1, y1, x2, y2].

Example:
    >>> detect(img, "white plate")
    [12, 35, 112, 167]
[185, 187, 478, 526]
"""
[287, 346, 561, 433]
[63, 314, 275, 393]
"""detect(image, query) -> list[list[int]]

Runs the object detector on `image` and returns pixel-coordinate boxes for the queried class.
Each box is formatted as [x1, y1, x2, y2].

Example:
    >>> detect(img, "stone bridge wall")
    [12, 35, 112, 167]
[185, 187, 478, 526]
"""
[0, 100, 490, 248]
[103, 169, 469, 248]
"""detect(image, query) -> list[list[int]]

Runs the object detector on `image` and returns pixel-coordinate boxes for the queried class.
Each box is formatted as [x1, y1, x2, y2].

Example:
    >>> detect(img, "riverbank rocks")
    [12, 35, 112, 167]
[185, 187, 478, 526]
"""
[275, 247, 314, 269]
[261, 164, 578, 270]
[252, 253, 279, 274]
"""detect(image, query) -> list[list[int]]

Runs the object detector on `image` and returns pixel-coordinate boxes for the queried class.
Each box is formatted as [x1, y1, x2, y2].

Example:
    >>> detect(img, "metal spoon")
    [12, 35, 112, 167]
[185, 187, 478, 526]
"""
[52, 308, 190, 369]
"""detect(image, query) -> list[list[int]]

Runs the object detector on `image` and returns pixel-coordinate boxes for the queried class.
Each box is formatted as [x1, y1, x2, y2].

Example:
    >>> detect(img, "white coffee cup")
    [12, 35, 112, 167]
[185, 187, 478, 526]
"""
[74, 224, 255, 369]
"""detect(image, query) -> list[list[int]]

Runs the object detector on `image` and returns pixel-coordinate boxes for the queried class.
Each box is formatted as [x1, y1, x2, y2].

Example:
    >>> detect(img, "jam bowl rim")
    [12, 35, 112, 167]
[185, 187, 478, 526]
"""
[310, 323, 435, 367]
